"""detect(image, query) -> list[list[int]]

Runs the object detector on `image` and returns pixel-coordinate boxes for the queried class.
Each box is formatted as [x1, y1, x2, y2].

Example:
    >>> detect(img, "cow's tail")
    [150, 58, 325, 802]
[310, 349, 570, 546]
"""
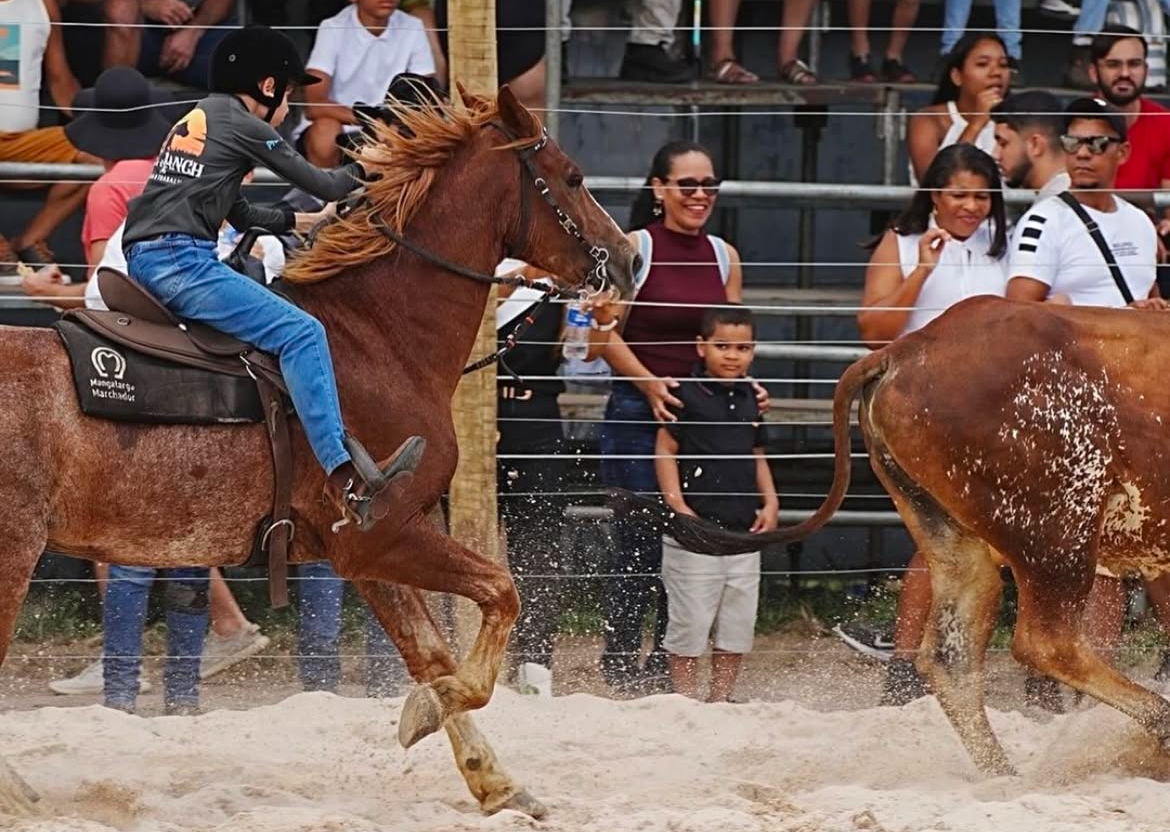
[607, 349, 890, 554]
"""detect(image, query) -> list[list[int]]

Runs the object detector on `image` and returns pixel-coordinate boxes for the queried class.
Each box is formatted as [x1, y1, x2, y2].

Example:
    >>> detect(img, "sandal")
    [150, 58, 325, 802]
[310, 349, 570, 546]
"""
[780, 58, 818, 86]
[708, 57, 759, 84]
[879, 57, 917, 84]
[849, 54, 877, 83]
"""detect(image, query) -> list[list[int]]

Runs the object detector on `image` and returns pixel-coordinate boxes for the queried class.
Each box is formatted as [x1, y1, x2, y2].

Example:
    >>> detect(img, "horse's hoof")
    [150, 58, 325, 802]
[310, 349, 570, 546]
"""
[399, 683, 445, 749]
[497, 788, 548, 820]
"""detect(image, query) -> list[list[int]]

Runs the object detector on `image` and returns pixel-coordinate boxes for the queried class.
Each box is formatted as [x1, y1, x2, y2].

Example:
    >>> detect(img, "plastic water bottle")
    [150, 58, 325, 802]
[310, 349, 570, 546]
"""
[562, 304, 592, 361]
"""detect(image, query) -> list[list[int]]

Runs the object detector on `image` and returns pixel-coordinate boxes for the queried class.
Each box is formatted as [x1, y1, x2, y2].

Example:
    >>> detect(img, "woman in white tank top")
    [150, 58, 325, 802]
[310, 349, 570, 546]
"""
[860, 143, 1008, 348]
[907, 32, 1010, 187]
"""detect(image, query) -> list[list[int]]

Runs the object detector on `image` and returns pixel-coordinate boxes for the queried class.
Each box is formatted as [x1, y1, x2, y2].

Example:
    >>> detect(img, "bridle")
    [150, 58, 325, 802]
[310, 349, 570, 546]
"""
[360, 120, 613, 377]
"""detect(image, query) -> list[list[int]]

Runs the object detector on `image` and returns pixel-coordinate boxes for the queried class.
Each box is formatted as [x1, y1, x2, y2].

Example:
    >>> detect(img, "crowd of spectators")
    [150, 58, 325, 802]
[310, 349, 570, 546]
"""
[4, 3, 1170, 709]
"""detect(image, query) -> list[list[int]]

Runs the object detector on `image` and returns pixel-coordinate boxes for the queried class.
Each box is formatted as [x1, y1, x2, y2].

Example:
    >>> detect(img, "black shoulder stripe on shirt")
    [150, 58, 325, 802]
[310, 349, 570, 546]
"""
[1021, 226, 1043, 239]
[1018, 242, 1038, 253]
[1028, 214, 1047, 224]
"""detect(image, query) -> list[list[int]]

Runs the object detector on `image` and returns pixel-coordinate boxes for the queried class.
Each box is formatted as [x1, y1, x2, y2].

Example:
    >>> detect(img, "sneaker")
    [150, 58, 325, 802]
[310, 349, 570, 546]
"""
[618, 43, 693, 84]
[516, 661, 553, 697]
[1038, 0, 1081, 19]
[200, 622, 270, 680]
[833, 621, 895, 662]
[849, 53, 877, 82]
[880, 657, 929, 706]
[879, 57, 916, 83]
[49, 658, 154, 696]
[17, 241, 55, 269]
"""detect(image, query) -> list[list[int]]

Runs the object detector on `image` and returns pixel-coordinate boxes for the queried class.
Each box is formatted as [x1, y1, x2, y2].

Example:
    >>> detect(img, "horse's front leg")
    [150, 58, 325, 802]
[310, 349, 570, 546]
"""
[353, 577, 544, 818]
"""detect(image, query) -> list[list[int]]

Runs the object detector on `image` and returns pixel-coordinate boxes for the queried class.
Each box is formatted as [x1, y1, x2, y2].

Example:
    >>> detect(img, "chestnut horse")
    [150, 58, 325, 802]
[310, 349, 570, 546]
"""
[0, 86, 636, 817]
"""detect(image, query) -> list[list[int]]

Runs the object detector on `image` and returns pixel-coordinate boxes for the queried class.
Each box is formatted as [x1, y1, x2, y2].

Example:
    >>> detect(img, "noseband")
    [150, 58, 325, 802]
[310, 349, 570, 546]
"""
[362, 120, 614, 376]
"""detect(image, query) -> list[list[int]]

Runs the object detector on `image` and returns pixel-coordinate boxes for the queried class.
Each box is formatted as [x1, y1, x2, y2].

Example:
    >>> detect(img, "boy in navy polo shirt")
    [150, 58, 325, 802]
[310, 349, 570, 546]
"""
[655, 305, 778, 702]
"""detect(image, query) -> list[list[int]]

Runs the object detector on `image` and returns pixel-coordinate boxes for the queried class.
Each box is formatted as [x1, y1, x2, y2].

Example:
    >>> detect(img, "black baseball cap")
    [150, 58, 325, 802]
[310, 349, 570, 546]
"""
[1063, 97, 1128, 141]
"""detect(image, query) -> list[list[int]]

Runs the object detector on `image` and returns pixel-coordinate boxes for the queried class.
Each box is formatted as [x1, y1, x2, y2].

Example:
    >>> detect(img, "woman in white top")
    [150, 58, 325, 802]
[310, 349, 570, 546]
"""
[855, 142, 1008, 705]
[907, 32, 1010, 187]
[860, 142, 1008, 349]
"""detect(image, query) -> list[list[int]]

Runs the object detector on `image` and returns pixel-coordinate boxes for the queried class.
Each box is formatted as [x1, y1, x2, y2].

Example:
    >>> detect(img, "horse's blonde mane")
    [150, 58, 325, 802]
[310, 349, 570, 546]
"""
[283, 90, 530, 284]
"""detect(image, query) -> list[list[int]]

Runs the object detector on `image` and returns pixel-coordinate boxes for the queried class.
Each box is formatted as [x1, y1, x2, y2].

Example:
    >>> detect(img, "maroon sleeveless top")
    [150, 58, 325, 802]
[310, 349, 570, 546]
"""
[622, 223, 729, 378]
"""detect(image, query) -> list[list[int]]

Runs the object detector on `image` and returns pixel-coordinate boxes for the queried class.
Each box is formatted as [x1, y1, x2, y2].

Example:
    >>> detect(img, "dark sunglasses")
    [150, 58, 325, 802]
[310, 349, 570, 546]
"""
[1059, 134, 1122, 154]
[663, 176, 722, 197]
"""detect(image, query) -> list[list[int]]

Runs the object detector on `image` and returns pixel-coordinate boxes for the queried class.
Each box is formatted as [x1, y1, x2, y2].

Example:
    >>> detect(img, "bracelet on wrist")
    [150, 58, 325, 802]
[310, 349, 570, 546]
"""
[590, 317, 618, 332]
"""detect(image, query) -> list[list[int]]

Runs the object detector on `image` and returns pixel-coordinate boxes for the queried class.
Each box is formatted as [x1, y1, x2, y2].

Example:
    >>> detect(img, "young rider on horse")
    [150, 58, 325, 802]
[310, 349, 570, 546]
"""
[122, 25, 424, 530]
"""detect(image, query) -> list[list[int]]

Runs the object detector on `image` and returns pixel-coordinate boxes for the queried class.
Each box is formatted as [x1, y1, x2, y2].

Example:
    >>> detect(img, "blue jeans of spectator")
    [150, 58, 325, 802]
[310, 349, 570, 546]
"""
[1074, 0, 1109, 43]
[126, 234, 351, 473]
[598, 382, 669, 682]
[941, 0, 1022, 58]
[138, 16, 236, 89]
[296, 561, 407, 696]
[104, 565, 209, 711]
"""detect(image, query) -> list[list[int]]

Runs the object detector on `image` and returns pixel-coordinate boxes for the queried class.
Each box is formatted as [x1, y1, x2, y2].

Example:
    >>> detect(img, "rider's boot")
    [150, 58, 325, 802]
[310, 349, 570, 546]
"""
[326, 433, 427, 532]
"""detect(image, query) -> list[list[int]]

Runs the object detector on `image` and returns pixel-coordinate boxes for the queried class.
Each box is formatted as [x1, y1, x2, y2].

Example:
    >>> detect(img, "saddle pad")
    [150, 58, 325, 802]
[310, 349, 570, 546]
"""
[55, 319, 265, 425]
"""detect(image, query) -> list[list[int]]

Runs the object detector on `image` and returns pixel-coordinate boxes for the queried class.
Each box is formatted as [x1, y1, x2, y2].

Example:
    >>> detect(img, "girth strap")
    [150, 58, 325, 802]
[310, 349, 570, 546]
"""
[253, 373, 293, 608]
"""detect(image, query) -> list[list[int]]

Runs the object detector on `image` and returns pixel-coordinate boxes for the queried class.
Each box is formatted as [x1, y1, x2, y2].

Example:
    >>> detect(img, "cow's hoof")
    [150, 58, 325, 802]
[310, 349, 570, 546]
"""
[398, 683, 445, 749]
[488, 788, 547, 819]
[0, 758, 39, 817]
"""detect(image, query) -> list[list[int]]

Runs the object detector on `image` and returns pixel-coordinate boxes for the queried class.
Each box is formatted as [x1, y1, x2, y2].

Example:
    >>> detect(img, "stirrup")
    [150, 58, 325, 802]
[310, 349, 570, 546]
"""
[332, 434, 427, 533]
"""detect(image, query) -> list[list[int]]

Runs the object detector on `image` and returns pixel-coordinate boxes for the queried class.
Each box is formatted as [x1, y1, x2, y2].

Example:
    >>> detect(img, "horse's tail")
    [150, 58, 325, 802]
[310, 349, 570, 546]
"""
[608, 349, 890, 554]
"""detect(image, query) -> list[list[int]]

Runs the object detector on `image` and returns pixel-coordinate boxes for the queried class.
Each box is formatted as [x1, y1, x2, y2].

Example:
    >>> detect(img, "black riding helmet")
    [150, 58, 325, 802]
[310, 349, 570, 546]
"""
[209, 25, 320, 124]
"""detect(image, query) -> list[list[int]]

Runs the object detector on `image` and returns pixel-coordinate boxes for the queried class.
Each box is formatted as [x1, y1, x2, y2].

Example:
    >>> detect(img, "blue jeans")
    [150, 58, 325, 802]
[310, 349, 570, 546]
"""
[126, 234, 351, 473]
[598, 382, 669, 680]
[138, 16, 235, 90]
[941, 0, 1022, 58]
[296, 561, 408, 696]
[104, 565, 209, 711]
[1074, 0, 1109, 42]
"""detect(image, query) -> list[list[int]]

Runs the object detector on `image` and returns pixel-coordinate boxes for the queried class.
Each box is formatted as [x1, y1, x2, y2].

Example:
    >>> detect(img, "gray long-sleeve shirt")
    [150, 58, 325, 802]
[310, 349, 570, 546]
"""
[123, 93, 363, 249]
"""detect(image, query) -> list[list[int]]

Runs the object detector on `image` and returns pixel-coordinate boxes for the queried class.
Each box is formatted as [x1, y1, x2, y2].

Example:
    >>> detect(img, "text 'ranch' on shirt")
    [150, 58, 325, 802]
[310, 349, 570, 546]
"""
[894, 221, 1007, 336]
[1009, 194, 1157, 308]
[123, 93, 363, 248]
[0, 0, 50, 132]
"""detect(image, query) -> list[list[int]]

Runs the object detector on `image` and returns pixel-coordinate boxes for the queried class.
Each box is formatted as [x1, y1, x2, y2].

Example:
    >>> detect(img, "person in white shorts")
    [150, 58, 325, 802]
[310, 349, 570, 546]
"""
[655, 305, 778, 702]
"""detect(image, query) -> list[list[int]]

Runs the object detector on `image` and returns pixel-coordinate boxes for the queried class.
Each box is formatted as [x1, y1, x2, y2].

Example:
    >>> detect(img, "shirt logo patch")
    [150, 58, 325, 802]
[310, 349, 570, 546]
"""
[0, 25, 23, 90]
[163, 107, 207, 157]
[265, 138, 281, 150]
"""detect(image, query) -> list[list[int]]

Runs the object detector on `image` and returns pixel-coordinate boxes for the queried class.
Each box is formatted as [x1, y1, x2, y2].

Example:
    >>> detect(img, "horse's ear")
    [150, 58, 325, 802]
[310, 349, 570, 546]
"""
[497, 84, 538, 138]
[454, 80, 490, 111]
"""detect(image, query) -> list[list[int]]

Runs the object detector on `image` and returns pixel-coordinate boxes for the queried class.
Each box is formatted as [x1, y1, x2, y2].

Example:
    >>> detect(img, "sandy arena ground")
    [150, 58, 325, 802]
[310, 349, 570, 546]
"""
[2, 632, 1170, 831]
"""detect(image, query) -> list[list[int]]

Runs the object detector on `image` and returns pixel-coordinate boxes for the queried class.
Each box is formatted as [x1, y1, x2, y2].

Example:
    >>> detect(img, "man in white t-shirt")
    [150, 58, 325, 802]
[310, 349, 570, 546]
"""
[296, 0, 435, 168]
[1007, 97, 1162, 310]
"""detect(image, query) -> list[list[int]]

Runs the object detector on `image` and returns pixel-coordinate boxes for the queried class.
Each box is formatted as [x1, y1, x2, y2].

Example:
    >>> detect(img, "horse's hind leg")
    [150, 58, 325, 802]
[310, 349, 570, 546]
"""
[0, 518, 49, 815]
[871, 452, 1011, 775]
[353, 579, 545, 818]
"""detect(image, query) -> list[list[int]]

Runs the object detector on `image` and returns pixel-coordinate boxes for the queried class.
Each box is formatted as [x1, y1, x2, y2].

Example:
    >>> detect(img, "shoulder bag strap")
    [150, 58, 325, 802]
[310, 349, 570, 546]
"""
[1057, 191, 1134, 304]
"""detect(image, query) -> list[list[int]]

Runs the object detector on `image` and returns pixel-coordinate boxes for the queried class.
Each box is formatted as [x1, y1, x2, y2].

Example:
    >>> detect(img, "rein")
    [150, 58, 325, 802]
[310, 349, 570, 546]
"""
[361, 121, 611, 377]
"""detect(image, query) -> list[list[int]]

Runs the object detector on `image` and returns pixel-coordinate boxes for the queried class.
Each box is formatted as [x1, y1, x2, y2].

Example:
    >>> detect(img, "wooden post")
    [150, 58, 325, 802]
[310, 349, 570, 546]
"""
[447, 0, 500, 658]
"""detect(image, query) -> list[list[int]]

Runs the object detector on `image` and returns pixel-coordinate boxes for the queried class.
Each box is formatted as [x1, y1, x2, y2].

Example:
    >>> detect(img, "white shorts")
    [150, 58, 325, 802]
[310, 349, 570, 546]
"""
[661, 536, 760, 657]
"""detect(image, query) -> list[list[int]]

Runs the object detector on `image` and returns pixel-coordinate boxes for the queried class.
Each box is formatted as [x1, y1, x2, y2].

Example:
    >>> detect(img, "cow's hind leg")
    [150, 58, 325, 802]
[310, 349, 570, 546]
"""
[871, 453, 1011, 775]
[0, 518, 49, 816]
[1013, 568, 1170, 746]
[353, 579, 545, 818]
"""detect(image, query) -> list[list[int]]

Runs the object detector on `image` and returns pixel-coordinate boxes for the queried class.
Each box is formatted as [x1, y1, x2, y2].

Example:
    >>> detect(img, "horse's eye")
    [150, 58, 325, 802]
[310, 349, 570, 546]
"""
[567, 172, 583, 189]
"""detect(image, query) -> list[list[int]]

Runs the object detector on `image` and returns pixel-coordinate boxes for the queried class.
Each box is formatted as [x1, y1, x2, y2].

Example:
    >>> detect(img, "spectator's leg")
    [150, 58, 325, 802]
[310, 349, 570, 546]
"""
[102, 564, 156, 712]
[708, 551, 758, 702]
[847, 0, 872, 60]
[200, 567, 269, 681]
[11, 181, 90, 254]
[708, 0, 742, 65]
[302, 118, 345, 168]
[504, 58, 546, 113]
[627, 0, 682, 48]
[208, 567, 248, 638]
[669, 655, 700, 697]
[940, 0, 974, 56]
[886, 0, 920, 63]
[296, 561, 344, 692]
[1064, 0, 1108, 88]
[993, 0, 1022, 62]
[881, 550, 931, 706]
[103, 0, 144, 71]
[162, 567, 210, 713]
[777, 0, 818, 75]
[661, 540, 724, 698]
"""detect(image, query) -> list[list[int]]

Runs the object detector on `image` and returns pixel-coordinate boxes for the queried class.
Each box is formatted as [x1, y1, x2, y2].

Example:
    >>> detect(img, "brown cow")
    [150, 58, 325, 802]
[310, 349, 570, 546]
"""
[615, 294, 1170, 775]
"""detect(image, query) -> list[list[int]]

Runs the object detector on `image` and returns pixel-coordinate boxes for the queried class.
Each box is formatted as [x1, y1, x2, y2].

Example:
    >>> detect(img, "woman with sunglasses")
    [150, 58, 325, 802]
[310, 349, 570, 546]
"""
[852, 143, 1008, 704]
[908, 32, 1010, 187]
[593, 140, 759, 694]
